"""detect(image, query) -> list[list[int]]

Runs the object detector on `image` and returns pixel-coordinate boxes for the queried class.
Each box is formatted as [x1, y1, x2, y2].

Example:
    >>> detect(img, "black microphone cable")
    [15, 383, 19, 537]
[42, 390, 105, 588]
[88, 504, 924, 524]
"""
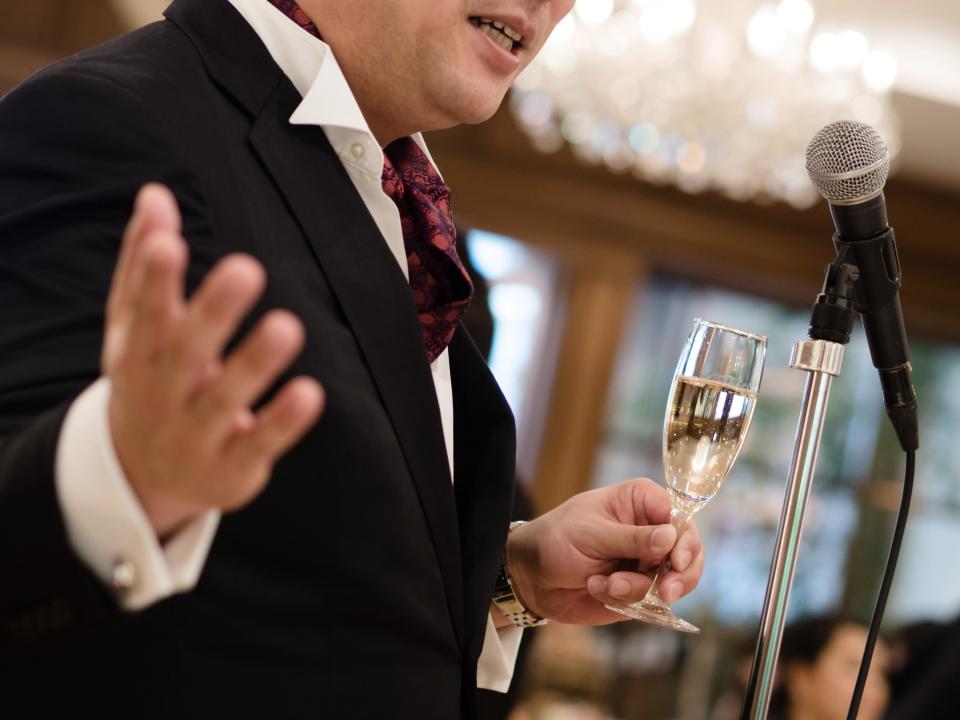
[846, 449, 915, 720]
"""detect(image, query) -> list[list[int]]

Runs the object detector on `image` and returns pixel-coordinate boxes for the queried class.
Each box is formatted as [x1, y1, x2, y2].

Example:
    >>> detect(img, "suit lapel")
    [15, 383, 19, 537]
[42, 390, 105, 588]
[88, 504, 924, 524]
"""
[165, 0, 465, 649]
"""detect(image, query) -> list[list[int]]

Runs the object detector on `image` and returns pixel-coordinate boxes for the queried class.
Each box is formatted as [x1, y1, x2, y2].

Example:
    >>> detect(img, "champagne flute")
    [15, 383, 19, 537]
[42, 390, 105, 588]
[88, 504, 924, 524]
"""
[605, 318, 766, 633]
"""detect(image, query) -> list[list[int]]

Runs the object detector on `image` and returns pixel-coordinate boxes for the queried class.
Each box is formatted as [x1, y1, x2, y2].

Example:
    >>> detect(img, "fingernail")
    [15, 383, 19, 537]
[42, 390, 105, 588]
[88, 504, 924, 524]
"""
[610, 578, 630, 599]
[675, 550, 692, 572]
[664, 581, 682, 603]
[652, 525, 675, 550]
[587, 576, 607, 595]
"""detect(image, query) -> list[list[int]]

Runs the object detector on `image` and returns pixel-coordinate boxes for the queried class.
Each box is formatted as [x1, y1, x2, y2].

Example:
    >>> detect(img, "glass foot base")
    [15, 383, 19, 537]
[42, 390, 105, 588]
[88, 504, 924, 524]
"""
[605, 599, 701, 634]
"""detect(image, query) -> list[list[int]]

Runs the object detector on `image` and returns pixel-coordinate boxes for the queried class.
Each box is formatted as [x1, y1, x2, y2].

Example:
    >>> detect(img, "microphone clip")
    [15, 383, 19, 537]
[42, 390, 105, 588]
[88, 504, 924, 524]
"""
[809, 254, 858, 346]
[807, 234, 919, 452]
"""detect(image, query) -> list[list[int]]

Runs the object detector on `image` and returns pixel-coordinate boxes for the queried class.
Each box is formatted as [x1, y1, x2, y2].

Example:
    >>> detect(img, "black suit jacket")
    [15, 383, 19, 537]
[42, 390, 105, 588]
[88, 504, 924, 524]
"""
[0, 1, 517, 717]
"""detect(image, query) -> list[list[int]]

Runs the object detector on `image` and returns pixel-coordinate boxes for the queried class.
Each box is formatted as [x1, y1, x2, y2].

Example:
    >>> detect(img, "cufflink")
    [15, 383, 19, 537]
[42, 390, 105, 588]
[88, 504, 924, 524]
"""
[111, 559, 136, 591]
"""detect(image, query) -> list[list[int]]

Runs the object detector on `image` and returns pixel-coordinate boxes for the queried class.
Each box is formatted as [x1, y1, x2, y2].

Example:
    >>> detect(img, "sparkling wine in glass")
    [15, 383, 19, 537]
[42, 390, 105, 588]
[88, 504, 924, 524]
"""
[605, 318, 766, 633]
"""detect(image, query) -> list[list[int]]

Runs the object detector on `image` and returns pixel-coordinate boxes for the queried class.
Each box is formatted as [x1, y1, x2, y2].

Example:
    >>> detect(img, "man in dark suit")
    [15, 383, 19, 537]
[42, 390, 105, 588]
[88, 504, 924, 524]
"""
[0, 0, 705, 716]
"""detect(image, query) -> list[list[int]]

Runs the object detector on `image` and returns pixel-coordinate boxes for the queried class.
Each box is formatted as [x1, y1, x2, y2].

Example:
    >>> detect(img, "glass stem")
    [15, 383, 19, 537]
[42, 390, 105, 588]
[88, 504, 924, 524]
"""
[639, 502, 695, 607]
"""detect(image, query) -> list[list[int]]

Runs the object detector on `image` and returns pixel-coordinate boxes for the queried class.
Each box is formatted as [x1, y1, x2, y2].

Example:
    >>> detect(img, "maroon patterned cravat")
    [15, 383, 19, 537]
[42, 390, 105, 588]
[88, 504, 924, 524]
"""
[266, 0, 474, 363]
[266, 0, 321, 35]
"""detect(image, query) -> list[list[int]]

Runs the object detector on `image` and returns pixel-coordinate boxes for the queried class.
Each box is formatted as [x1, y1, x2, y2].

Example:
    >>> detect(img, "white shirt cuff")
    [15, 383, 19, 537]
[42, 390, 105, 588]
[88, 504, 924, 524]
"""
[54, 376, 220, 611]
[476, 611, 524, 693]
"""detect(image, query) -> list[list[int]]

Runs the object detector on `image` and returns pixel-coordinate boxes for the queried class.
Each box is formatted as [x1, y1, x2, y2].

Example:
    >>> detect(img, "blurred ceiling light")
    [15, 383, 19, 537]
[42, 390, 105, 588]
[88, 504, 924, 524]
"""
[636, 0, 697, 44]
[677, 141, 708, 174]
[575, 0, 615, 25]
[777, 0, 814, 34]
[511, 0, 900, 208]
[863, 51, 899, 93]
[809, 32, 842, 73]
[837, 30, 870, 70]
[747, 5, 787, 58]
[629, 122, 661, 154]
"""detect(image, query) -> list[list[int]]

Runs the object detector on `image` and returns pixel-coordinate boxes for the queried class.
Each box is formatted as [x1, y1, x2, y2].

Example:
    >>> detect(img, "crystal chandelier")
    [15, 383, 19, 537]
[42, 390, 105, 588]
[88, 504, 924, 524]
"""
[510, 0, 901, 208]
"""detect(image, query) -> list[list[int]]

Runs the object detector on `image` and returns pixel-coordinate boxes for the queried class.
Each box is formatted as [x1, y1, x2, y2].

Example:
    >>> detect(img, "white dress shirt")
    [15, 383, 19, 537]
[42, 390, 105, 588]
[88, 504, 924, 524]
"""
[53, 0, 521, 693]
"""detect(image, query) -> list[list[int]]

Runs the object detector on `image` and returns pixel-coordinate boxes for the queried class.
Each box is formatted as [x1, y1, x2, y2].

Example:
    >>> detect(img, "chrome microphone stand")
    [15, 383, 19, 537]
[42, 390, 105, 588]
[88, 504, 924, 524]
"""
[739, 337, 845, 719]
[740, 257, 859, 719]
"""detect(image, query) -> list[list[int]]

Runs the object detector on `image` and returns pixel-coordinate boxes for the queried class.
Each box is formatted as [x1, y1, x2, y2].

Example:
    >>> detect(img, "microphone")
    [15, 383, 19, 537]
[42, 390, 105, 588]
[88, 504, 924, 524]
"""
[804, 120, 918, 451]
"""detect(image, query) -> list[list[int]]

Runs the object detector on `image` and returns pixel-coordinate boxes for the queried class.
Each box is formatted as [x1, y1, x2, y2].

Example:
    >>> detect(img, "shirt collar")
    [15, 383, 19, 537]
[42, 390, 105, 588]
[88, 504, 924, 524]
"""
[225, 0, 441, 179]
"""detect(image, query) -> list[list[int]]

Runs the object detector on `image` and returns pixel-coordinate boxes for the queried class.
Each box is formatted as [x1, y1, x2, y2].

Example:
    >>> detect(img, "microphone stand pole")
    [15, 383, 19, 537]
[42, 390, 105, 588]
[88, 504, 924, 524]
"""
[739, 338, 844, 719]
[740, 256, 858, 720]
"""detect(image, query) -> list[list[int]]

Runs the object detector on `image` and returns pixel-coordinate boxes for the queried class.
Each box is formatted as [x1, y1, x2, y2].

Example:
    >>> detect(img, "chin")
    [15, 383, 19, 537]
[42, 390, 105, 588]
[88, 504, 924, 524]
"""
[456, 86, 511, 124]
[423, 76, 512, 131]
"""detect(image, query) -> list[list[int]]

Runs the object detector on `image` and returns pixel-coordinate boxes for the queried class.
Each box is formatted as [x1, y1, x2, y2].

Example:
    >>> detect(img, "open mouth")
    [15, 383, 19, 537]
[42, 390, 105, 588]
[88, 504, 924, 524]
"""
[469, 16, 524, 54]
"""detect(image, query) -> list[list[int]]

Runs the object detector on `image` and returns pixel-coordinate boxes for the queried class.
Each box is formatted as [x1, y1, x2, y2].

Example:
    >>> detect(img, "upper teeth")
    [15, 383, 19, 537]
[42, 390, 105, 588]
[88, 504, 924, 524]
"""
[475, 16, 523, 43]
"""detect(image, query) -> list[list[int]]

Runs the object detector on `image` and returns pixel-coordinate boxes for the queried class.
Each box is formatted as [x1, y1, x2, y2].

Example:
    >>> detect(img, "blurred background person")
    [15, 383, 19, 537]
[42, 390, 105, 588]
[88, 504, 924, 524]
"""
[770, 616, 890, 720]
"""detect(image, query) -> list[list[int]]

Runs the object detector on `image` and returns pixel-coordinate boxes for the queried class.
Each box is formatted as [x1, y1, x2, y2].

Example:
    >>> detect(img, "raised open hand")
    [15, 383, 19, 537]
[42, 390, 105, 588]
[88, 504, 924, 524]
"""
[104, 184, 325, 538]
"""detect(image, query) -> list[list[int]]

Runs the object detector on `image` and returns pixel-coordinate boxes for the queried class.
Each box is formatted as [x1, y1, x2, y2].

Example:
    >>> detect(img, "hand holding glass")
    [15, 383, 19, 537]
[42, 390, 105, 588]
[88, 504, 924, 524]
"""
[605, 318, 766, 633]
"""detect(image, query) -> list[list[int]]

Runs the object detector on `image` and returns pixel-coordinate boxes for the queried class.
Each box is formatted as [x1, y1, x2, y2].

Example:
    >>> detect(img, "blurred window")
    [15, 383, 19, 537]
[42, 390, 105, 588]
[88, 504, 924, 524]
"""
[466, 230, 560, 480]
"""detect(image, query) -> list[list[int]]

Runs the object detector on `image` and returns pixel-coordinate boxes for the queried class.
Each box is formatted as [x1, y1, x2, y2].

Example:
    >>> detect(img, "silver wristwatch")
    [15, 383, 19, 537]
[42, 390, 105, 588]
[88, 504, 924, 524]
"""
[492, 520, 549, 628]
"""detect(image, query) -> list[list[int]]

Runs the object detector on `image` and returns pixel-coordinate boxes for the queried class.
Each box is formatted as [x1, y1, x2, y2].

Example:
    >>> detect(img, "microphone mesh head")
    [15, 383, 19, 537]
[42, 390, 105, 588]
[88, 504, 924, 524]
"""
[805, 120, 889, 205]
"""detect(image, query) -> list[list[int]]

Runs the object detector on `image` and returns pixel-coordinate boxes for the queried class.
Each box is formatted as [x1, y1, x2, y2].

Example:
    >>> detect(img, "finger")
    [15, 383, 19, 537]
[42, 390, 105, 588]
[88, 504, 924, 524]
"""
[614, 477, 672, 527]
[107, 184, 182, 325]
[122, 231, 188, 369]
[190, 309, 306, 439]
[586, 571, 654, 607]
[167, 253, 266, 399]
[222, 375, 324, 468]
[660, 544, 705, 603]
[669, 520, 702, 573]
[586, 520, 677, 563]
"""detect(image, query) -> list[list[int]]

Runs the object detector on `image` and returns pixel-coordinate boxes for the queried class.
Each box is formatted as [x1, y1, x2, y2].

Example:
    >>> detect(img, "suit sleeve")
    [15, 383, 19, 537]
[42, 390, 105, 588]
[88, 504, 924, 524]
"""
[0, 65, 217, 648]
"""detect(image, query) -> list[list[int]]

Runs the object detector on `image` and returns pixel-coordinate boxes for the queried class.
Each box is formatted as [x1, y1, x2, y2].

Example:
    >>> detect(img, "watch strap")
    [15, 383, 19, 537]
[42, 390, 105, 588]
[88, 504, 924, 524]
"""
[492, 520, 548, 628]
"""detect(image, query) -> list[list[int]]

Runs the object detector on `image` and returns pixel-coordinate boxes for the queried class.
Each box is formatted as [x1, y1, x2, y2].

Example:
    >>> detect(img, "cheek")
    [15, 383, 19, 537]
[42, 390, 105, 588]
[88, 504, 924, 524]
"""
[810, 665, 856, 712]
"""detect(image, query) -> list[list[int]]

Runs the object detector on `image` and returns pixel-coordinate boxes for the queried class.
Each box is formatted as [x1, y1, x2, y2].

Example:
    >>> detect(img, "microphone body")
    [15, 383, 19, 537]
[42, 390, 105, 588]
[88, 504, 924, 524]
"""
[806, 122, 919, 451]
[828, 197, 918, 450]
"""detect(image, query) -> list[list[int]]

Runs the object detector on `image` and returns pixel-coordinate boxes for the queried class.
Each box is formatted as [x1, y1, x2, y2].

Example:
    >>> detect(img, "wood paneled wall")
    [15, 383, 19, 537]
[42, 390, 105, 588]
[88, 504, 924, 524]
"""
[0, 1, 123, 94]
